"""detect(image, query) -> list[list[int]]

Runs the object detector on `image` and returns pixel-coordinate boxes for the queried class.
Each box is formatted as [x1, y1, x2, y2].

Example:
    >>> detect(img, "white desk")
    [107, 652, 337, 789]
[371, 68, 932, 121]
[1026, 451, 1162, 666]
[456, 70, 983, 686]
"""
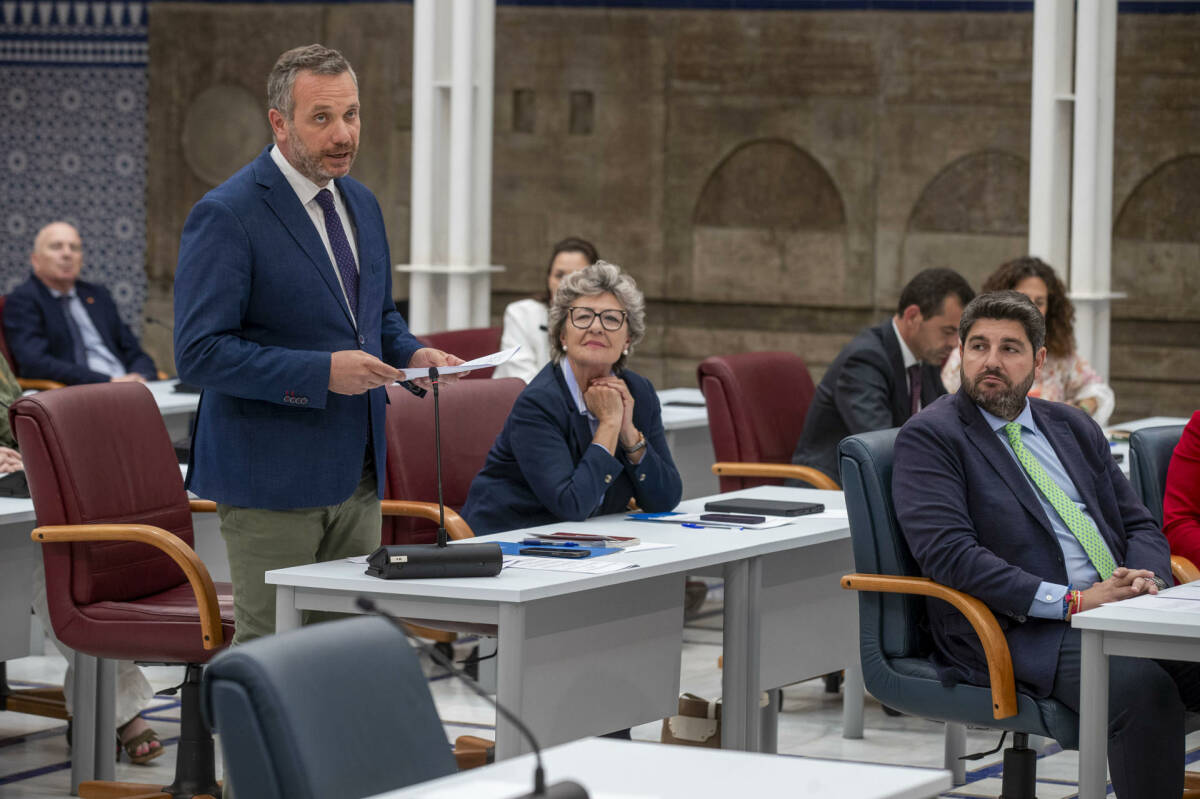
[1105, 416, 1188, 475]
[1073, 599, 1200, 799]
[372, 738, 952, 799]
[143, 378, 200, 442]
[268, 485, 860, 759]
[657, 387, 718, 500]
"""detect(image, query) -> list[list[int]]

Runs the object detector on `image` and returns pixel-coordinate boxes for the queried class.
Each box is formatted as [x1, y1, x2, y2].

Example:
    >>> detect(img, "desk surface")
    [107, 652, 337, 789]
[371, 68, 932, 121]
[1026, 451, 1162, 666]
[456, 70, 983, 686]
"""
[657, 387, 709, 431]
[1072, 596, 1200, 638]
[266, 485, 848, 603]
[143, 378, 200, 415]
[371, 738, 951, 799]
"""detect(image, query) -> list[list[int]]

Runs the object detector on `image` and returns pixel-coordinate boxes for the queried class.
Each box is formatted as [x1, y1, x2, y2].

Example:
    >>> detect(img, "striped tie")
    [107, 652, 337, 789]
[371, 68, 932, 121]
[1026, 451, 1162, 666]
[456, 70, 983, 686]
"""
[1005, 422, 1116, 580]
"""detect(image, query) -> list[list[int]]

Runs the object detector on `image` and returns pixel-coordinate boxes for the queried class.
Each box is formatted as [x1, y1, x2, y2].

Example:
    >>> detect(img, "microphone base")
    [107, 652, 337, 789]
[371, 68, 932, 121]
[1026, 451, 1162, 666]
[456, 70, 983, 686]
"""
[510, 780, 589, 799]
[365, 542, 503, 580]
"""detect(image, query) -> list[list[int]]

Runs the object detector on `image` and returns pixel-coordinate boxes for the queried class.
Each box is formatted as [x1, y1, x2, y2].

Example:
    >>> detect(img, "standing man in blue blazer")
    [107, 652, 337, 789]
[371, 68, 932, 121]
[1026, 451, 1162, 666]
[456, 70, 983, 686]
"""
[174, 44, 461, 645]
[894, 290, 1200, 798]
[5, 221, 158, 385]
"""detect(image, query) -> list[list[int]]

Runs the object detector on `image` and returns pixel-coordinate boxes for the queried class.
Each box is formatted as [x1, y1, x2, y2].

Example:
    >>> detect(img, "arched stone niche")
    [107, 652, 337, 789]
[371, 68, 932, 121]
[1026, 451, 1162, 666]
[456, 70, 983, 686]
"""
[901, 150, 1030, 291]
[1113, 154, 1200, 319]
[690, 138, 847, 304]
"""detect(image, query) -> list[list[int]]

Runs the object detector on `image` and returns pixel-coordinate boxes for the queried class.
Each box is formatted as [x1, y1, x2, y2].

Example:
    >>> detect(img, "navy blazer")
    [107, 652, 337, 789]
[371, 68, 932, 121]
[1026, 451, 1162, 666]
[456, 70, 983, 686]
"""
[4, 275, 157, 385]
[792, 320, 944, 483]
[893, 389, 1167, 698]
[174, 147, 423, 509]
[462, 363, 683, 535]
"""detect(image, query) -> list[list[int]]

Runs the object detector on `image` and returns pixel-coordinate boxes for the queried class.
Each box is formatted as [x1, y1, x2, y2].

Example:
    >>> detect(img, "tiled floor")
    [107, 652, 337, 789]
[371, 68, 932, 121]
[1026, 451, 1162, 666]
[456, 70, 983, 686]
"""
[1, 588, 1194, 798]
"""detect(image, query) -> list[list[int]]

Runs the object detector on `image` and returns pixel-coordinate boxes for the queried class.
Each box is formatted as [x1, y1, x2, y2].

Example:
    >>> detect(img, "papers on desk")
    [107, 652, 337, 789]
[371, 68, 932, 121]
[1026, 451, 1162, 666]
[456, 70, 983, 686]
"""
[503, 555, 638, 574]
[1104, 583, 1200, 612]
[396, 346, 519, 381]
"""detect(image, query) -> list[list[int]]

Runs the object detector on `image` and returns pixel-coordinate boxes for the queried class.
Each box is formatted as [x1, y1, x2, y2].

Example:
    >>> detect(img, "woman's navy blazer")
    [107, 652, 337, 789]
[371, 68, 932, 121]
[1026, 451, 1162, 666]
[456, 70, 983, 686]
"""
[462, 362, 682, 535]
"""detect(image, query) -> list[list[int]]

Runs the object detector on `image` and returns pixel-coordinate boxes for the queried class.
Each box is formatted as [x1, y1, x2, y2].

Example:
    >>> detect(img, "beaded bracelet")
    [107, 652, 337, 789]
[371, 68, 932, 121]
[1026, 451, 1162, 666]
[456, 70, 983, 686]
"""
[1062, 584, 1074, 620]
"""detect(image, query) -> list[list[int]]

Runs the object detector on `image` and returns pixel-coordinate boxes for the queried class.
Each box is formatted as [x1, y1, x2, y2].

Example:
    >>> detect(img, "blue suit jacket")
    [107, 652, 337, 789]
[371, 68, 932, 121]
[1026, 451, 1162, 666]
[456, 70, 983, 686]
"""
[174, 147, 422, 509]
[4, 275, 157, 385]
[893, 389, 1167, 698]
[462, 363, 683, 535]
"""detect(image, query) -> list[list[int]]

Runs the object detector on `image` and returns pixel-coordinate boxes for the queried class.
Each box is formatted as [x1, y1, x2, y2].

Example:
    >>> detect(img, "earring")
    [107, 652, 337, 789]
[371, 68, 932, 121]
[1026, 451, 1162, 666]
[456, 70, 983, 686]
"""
[623, 347, 630, 355]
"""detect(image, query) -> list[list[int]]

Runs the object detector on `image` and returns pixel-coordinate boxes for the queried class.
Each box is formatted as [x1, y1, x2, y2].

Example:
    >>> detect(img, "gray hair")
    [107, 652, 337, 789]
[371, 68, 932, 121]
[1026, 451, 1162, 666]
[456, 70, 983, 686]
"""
[548, 260, 646, 371]
[959, 290, 1046, 352]
[267, 44, 357, 121]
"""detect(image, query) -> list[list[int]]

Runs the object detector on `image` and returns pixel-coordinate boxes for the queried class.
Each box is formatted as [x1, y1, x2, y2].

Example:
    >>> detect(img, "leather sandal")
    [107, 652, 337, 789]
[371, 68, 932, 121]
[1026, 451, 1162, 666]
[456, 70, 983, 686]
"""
[117, 719, 165, 765]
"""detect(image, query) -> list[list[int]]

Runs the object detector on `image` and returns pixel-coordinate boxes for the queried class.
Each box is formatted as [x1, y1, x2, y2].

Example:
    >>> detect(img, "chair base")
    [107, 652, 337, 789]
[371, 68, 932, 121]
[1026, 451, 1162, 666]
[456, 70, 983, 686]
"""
[999, 733, 1038, 799]
[0, 662, 69, 720]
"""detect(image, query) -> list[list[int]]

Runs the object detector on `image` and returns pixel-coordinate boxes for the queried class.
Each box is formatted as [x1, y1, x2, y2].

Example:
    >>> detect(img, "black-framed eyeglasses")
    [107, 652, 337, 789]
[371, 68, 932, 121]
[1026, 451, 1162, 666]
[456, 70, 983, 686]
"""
[567, 306, 627, 331]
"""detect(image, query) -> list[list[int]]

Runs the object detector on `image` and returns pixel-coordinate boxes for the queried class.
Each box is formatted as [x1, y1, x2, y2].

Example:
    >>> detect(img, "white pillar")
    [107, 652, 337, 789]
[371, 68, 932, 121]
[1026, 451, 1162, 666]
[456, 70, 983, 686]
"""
[403, 0, 501, 335]
[1069, 0, 1118, 377]
[1028, 0, 1073, 271]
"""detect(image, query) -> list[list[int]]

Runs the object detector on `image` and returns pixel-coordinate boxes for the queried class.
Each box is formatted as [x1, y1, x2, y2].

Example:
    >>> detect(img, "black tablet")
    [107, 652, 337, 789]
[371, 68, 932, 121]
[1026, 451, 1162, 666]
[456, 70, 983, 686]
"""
[703, 498, 825, 517]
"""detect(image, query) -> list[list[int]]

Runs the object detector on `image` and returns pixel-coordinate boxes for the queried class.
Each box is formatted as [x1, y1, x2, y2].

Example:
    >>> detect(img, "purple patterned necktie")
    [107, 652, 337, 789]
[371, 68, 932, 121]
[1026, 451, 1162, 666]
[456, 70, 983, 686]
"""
[907, 363, 922, 417]
[314, 188, 358, 318]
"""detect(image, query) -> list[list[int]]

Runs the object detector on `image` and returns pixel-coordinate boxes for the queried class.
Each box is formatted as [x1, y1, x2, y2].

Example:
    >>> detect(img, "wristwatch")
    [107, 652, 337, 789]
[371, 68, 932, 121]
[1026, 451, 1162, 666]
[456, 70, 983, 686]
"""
[622, 432, 647, 455]
[1151, 575, 1169, 591]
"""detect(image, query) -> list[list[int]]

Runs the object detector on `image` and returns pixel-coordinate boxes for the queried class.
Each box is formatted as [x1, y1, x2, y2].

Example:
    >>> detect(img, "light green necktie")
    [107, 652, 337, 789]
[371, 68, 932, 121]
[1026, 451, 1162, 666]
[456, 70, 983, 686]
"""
[1004, 422, 1116, 580]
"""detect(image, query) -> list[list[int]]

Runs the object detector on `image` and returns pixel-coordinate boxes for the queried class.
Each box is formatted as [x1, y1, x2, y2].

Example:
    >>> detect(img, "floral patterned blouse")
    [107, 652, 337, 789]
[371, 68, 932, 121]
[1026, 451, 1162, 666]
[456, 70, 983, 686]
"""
[941, 347, 1115, 427]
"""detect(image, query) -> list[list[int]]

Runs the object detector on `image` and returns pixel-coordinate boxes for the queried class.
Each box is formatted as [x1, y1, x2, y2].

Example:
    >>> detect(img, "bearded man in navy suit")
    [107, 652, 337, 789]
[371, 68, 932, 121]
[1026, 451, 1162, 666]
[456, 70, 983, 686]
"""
[894, 290, 1200, 798]
[175, 44, 461, 645]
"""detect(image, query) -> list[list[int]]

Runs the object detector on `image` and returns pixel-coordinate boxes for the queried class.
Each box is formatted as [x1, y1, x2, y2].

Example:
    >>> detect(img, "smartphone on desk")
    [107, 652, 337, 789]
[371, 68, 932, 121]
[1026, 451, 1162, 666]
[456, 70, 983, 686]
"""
[518, 547, 591, 559]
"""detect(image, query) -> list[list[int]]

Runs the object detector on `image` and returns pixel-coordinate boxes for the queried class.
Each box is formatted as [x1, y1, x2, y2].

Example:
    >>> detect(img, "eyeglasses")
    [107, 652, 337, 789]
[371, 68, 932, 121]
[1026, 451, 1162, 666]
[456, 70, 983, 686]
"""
[567, 306, 627, 331]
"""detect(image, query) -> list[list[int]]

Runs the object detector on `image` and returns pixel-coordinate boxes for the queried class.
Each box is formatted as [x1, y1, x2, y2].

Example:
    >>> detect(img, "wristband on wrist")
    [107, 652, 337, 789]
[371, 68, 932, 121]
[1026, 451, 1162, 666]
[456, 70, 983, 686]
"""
[1062, 584, 1074, 620]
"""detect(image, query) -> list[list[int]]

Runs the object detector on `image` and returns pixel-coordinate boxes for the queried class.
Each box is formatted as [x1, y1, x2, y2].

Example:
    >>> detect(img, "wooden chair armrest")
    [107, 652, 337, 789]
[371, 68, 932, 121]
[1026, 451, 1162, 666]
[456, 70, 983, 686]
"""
[1172, 555, 1200, 585]
[157, 370, 169, 381]
[711, 461, 840, 490]
[17, 378, 65, 391]
[840, 573, 1017, 719]
[189, 499, 217, 513]
[379, 500, 475, 540]
[32, 523, 224, 649]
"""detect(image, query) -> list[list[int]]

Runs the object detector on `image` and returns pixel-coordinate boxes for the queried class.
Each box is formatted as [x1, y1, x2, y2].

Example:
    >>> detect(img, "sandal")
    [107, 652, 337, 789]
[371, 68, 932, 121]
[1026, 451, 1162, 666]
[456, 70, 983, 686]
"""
[117, 719, 165, 766]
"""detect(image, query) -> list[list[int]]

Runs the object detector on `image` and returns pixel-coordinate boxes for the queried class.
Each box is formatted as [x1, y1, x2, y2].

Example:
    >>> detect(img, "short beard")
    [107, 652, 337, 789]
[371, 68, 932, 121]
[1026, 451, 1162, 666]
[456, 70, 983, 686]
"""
[962, 365, 1036, 421]
[285, 122, 353, 184]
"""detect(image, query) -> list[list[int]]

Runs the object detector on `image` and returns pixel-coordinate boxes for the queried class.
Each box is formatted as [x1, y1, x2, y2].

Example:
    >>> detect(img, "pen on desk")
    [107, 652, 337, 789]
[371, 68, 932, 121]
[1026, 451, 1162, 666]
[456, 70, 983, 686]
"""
[682, 523, 743, 531]
[520, 538, 580, 547]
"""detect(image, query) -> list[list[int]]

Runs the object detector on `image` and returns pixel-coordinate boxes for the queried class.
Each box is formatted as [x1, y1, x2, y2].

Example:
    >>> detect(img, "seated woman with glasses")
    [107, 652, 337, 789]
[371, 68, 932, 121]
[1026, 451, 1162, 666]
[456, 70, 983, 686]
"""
[463, 260, 682, 535]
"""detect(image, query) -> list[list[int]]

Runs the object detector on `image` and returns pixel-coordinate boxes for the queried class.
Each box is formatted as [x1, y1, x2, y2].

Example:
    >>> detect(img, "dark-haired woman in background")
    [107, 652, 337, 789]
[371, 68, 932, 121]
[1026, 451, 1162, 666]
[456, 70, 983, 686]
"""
[943, 256, 1114, 426]
[464, 260, 681, 535]
[493, 237, 598, 383]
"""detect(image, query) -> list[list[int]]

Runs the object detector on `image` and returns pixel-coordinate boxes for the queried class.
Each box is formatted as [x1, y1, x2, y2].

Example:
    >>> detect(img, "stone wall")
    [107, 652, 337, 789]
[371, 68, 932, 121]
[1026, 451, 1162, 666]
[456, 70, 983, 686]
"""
[146, 5, 1200, 421]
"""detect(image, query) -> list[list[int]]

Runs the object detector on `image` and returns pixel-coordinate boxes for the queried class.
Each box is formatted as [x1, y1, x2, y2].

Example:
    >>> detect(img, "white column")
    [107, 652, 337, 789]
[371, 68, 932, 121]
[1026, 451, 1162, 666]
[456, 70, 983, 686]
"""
[1069, 0, 1118, 377]
[1028, 0, 1073, 271]
[404, 0, 501, 335]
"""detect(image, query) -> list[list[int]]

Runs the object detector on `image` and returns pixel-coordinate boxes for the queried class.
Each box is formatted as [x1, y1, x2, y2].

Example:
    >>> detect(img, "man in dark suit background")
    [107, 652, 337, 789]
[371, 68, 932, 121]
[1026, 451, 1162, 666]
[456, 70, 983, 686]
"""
[175, 44, 461, 646]
[5, 221, 157, 385]
[790, 267, 974, 485]
[894, 290, 1200, 798]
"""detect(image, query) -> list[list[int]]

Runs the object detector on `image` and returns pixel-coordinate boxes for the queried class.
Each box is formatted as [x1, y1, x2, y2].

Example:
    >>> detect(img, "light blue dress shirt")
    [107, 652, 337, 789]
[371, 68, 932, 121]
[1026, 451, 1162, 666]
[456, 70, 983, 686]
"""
[48, 287, 125, 378]
[977, 401, 1116, 619]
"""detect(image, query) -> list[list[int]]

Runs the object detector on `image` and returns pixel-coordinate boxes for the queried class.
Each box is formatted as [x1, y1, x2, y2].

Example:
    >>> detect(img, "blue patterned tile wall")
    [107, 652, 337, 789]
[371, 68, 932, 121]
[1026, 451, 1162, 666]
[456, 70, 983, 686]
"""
[0, 1, 149, 333]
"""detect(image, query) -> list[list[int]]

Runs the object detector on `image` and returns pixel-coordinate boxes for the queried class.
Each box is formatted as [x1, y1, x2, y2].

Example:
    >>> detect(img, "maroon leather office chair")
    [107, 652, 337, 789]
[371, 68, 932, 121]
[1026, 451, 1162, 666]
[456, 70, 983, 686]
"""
[12, 382, 233, 799]
[0, 295, 64, 390]
[380, 377, 524, 545]
[698, 351, 838, 492]
[418, 326, 502, 379]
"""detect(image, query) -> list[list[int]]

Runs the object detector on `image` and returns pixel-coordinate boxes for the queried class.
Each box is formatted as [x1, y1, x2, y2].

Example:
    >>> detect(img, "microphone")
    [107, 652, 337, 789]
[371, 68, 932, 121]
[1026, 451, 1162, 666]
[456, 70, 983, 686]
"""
[355, 596, 588, 798]
[364, 366, 503, 579]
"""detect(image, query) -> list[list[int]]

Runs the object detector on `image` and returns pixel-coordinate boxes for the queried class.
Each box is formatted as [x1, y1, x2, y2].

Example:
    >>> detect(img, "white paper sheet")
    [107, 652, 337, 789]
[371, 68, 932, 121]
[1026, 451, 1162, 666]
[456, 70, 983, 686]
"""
[397, 346, 520, 381]
[502, 555, 638, 574]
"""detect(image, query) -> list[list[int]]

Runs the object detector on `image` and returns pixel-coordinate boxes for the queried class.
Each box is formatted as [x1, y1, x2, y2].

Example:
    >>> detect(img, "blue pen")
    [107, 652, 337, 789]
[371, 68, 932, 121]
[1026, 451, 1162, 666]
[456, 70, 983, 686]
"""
[520, 538, 580, 547]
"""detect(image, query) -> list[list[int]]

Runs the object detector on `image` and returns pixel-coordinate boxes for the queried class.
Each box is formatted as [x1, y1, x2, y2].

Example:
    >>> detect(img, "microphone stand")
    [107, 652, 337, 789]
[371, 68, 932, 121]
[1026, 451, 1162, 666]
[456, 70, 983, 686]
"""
[363, 365, 502, 579]
[356, 596, 588, 798]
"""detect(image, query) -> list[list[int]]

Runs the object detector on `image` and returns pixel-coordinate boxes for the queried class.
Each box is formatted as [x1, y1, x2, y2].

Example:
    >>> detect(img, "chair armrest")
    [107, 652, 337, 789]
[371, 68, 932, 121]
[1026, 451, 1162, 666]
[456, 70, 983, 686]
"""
[189, 499, 217, 513]
[711, 461, 840, 490]
[157, 370, 169, 380]
[1172, 555, 1200, 585]
[32, 523, 224, 649]
[17, 378, 65, 391]
[840, 573, 1017, 720]
[380, 500, 475, 540]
